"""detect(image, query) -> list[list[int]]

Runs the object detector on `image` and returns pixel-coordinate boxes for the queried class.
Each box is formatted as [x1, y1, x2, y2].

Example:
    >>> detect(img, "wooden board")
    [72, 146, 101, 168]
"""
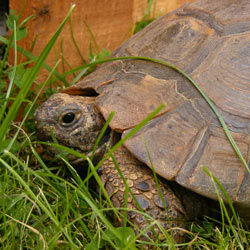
[9, 0, 193, 82]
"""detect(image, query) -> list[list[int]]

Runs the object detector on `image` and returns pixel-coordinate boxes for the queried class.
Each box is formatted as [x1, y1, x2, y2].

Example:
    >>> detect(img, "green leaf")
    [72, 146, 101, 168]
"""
[88, 47, 110, 61]
[134, 18, 154, 34]
[15, 27, 27, 41]
[19, 15, 35, 29]
[8, 64, 26, 88]
[116, 227, 136, 249]
[88, 43, 94, 60]
[85, 233, 102, 250]
[6, 10, 19, 31]
[102, 227, 136, 249]
[6, 10, 28, 43]
[0, 138, 19, 154]
[95, 48, 111, 61]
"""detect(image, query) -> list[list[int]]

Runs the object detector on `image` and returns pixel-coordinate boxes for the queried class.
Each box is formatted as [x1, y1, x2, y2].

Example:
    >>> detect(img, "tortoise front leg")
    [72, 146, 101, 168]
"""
[98, 146, 187, 243]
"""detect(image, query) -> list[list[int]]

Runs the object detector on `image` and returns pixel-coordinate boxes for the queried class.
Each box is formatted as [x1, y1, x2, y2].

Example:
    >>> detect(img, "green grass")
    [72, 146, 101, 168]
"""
[0, 4, 250, 250]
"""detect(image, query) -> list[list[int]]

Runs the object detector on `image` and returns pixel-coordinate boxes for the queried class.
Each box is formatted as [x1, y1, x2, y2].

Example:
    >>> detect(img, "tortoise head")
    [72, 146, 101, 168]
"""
[34, 93, 115, 162]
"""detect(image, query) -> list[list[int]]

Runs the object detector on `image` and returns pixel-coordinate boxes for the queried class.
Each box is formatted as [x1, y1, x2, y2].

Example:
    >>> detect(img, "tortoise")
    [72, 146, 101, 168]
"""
[34, 0, 250, 243]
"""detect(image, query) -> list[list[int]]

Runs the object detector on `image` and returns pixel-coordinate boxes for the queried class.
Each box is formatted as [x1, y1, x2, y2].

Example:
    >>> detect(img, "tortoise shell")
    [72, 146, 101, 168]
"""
[63, 0, 250, 212]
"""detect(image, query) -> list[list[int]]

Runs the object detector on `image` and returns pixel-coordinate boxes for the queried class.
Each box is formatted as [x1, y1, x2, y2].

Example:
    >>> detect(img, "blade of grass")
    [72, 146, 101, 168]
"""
[70, 55, 98, 85]
[60, 38, 65, 73]
[143, 139, 177, 248]
[70, 13, 86, 64]
[84, 21, 99, 53]
[203, 166, 244, 250]
[29, 33, 38, 53]
[91, 111, 115, 160]
[19, 14, 35, 29]
[203, 167, 239, 225]
[87, 158, 121, 220]
[60, 53, 76, 78]
[0, 21, 17, 123]
[107, 151, 130, 228]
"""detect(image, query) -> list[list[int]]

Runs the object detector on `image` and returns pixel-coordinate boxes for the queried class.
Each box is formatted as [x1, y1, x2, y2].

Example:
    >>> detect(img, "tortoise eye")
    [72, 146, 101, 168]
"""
[62, 113, 75, 124]
[60, 111, 82, 127]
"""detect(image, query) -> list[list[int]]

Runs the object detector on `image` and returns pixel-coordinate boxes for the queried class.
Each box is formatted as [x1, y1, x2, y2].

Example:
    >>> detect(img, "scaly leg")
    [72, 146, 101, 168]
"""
[98, 146, 186, 243]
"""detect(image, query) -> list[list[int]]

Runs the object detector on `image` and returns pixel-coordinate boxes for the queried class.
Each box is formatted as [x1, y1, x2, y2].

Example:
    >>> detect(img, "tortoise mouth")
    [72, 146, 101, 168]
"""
[37, 127, 114, 163]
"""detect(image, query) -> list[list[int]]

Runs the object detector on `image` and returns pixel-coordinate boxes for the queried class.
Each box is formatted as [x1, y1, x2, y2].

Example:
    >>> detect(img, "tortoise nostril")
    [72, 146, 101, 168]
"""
[62, 113, 75, 124]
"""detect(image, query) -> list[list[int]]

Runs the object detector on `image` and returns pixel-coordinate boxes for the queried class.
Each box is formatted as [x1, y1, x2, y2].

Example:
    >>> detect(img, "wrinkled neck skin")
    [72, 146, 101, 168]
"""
[34, 93, 118, 164]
